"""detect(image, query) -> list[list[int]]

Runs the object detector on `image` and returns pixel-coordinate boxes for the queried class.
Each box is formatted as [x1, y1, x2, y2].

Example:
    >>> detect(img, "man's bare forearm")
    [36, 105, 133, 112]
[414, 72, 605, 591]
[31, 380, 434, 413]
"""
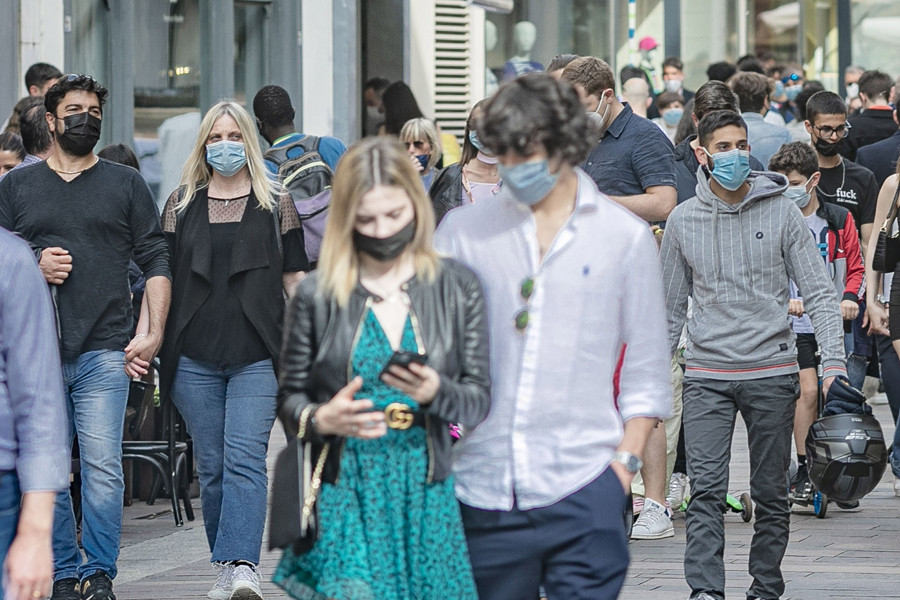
[143, 276, 171, 338]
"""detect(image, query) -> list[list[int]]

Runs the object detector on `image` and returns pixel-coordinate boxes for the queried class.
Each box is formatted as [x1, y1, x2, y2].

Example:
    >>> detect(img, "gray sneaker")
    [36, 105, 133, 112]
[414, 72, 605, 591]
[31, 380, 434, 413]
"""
[690, 594, 722, 600]
[229, 564, 264, 600]
[208, 562, 234, 600]
[666, 472, 689, 509]
[631, 498, 674, 539]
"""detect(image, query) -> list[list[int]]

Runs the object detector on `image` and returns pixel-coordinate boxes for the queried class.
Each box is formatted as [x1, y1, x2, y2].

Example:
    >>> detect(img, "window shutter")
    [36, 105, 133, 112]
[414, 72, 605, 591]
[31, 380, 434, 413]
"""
[434, 0, 472, 145]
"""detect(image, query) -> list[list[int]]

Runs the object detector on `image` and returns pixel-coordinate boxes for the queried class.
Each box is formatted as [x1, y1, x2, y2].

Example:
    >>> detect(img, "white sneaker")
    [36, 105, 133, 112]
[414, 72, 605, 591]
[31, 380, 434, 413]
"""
[666, 472, 690, 510]
[229, 564, 264, 600]
[894, 477, 900, 498]
[631, 498, 674, 540]
[208, 562, 234, 600]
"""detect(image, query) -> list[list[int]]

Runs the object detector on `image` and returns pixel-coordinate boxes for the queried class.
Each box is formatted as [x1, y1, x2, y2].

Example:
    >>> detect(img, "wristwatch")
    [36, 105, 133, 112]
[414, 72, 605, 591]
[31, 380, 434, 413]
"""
[877, 293, 889, 306]
[614, 451, 643, 474]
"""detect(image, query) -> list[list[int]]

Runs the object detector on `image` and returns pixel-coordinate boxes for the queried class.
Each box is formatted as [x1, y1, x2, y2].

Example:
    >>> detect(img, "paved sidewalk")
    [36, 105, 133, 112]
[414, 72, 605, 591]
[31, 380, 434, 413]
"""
[115, 403, 899, 600]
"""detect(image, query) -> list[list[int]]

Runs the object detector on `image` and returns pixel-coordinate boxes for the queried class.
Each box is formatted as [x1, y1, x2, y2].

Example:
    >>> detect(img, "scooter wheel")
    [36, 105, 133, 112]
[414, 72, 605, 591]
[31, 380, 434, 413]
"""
[624, 493, 634, 537]
[739, 492, 753, 522]
[813, 491, 828, 519]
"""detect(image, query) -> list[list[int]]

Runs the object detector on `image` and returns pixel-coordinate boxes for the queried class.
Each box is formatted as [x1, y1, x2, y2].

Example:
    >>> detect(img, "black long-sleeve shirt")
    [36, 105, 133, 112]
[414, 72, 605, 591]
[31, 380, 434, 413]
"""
[0, 159, 170, 359]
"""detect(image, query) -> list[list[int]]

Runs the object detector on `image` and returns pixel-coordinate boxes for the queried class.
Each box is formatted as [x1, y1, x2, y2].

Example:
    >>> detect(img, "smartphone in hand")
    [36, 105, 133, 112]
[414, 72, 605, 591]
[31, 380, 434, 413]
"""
[379, 351, 428, 379]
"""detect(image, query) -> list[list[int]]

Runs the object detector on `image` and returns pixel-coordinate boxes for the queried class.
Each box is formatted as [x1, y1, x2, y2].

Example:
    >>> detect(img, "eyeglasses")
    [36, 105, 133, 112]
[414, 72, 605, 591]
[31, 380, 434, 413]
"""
[782, 73, 801, 84]
[405, 140, 427, 150]
[514, 276, 535, 332]
[812, 121, 851, 139]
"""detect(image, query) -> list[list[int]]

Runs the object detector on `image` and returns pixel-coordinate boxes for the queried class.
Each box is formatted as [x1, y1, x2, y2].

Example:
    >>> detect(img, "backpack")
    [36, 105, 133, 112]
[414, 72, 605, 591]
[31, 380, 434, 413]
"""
[265, 135, 333, 265]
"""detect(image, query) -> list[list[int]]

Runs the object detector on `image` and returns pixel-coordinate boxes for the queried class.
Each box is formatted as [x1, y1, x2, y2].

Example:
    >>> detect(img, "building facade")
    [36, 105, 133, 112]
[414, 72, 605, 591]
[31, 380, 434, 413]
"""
[2, 0, 898, 150]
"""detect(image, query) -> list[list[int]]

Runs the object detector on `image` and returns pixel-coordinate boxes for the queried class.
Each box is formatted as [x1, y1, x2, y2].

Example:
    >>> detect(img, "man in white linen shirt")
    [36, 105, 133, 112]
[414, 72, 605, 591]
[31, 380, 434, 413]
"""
[435, 72, 672, 600]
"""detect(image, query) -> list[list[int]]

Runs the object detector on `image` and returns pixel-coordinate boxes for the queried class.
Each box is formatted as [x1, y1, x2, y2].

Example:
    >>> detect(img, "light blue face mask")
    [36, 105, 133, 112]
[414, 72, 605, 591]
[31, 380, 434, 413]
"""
[784, 176, 813, 208]
[662, 108, 684, 127]
[773, 80, 785, 99]
[469, 130, 484, 151]
[206, 140, 247, 177]
[497, 158, 558, 206]
[785, 84, 803, 102]
[704, 148, 751, 191]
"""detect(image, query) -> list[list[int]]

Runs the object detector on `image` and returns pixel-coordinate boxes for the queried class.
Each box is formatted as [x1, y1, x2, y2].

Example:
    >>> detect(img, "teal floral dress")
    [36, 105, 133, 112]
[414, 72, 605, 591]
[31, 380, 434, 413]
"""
[273, 309, 478, 600]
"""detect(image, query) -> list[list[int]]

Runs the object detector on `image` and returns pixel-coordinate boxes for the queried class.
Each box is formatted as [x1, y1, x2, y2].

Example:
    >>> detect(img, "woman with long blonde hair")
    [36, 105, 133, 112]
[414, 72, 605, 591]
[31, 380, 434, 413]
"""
[273, 136, 489, 599]
[157, 100, 309, 600]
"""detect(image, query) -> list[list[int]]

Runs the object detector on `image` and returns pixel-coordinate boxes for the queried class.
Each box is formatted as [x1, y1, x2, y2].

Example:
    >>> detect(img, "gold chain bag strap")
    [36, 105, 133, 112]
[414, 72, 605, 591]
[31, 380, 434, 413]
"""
[873, 184, 900, 273]
[268, 405, 330, 554]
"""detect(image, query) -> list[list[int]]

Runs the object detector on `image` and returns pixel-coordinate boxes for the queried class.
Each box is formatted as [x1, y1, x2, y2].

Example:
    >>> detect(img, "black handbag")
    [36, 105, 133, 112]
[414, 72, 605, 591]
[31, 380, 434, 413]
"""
[873, 185, 900, 273]
[268, 406, 330, 554]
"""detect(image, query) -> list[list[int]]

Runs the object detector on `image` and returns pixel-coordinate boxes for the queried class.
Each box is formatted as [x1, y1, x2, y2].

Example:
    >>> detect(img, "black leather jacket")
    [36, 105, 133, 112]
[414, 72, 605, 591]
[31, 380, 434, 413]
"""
[428, 163, 463, 224]
[278, 257, 491, 483]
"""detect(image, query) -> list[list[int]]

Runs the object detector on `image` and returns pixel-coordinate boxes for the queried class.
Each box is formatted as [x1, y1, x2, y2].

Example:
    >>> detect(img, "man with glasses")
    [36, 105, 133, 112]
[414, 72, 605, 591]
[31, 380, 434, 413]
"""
[0, 74, 171, 600]
[806, 91, 879, 396]
[434, 72, 672, 599]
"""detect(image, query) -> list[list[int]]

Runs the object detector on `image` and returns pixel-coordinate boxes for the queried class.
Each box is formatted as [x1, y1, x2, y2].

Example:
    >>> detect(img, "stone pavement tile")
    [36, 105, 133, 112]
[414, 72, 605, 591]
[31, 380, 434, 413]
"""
[114, 404, 899, 599]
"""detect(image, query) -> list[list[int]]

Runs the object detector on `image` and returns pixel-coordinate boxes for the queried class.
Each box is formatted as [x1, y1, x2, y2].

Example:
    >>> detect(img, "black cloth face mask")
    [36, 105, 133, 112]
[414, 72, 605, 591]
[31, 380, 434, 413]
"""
[352, 219, 416, 262]
[814, 136, 844, 157]
[57, 112, 102, 157]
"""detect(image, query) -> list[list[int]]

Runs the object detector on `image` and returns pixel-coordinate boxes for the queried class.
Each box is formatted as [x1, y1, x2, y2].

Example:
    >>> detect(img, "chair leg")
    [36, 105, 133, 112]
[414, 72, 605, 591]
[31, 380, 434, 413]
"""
[176, 453, 195, 522]
[146, 471, 162, 506]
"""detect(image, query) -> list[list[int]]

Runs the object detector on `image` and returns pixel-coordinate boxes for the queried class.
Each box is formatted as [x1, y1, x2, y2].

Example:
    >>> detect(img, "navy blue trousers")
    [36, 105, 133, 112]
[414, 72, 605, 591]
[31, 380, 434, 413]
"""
[460, 467, 630, 600]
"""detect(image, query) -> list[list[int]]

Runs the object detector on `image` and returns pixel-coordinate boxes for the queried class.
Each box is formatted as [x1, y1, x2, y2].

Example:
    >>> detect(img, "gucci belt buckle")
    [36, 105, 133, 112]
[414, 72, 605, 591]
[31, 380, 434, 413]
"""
[385, 403, 414, 430]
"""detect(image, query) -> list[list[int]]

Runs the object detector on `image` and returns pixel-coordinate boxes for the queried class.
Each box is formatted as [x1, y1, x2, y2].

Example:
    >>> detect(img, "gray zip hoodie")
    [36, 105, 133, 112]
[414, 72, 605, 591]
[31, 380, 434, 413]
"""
[661, 169, 847, 380]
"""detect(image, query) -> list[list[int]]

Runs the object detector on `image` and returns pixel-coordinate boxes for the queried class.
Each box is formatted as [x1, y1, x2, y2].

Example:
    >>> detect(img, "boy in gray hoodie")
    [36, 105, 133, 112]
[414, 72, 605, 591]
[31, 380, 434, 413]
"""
[660, 110, 847, 600]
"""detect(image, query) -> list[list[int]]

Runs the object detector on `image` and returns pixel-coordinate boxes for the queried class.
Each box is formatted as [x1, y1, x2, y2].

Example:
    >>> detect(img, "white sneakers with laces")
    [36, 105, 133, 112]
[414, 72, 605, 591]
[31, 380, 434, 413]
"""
[229, 564, 265, 600]
[631, 497, 674, 539]
[667, 472, 690, 510]
[208, 562, 234, 600]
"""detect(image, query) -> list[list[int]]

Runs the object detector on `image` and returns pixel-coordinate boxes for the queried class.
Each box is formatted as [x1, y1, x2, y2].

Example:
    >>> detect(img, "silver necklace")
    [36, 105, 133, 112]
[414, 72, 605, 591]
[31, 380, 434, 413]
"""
[815, 158, 845, 199]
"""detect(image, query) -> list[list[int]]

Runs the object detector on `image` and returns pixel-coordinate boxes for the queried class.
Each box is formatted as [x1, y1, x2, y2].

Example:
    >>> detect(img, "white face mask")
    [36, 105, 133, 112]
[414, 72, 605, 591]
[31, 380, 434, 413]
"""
[366, 106, 382, 121]
[664, 78, 682, 94]
[587, 92, 611, 132]
[846, 83, 859, 100]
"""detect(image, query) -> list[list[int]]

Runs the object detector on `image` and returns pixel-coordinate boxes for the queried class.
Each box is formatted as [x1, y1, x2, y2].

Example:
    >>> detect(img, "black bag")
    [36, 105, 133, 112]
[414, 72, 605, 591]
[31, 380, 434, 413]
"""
[872, 185, 900, 273]
[268, 406, 330, 554]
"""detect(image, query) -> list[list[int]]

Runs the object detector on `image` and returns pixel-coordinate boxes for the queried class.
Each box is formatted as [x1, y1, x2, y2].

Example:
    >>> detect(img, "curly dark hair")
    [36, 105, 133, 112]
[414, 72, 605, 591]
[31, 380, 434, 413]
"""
[252, 84, 295, 128]
[477, 72, 596, 166]
[769, 141, 818, 179]
[44, 74, 108, 116]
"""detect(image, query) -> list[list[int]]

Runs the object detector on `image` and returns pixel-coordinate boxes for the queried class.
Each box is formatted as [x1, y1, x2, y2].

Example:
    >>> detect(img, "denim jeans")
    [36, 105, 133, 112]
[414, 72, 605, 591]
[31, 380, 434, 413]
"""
[874, 335, 900, 478]
[53, 350, 129, 582]
[171, 356, 277, 564]
[0, 470, 21, 593]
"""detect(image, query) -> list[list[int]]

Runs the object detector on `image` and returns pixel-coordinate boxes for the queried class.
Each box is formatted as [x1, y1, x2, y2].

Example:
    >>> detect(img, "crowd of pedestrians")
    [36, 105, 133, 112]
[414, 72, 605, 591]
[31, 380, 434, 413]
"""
[0, 48, 899, 600]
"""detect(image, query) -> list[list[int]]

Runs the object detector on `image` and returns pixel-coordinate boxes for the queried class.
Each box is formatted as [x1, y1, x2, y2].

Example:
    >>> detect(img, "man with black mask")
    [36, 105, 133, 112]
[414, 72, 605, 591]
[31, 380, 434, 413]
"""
[805, 91, 878, 398]
[0, 74, 171, 600]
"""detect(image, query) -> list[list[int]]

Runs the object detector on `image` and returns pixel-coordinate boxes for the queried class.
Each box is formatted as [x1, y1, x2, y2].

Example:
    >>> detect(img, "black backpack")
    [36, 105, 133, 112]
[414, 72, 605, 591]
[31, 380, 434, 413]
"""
[265, 135, 333, 265]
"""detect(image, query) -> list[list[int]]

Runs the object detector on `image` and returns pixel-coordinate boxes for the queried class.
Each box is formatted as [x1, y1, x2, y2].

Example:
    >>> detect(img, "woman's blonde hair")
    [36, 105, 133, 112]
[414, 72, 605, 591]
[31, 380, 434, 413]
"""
[174, 100, 278, 212]
[318, 137, 440, 306]
[399, 117, 442, 171]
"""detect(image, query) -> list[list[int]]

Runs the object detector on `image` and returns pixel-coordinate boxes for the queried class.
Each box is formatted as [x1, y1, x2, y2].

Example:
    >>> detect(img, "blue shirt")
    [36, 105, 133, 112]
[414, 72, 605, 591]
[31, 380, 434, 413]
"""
[0, 227, 69, 493]
[741, 112, 792, 168]
[263, 132, 347, 175]
[582, 103, 677, 200]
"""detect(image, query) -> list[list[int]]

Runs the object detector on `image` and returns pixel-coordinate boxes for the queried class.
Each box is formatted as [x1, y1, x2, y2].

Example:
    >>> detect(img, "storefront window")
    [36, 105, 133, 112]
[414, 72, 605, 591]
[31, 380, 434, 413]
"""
[485, 0, 613, 92]
[801, 0, 837, 89]
[614, 0, 664, 93]
[133, 0, 200, 138]
[851, 1, 900, 85]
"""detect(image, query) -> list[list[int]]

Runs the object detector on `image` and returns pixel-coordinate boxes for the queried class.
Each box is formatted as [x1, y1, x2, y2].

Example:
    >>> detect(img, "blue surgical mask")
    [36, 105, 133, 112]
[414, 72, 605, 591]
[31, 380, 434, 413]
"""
[784, 176, 813, 208]
[206, 140, 247, 177]
[704, 148, 751, 191]
[497, 159, 558, 206]
[662, 108, 684, 127]
[773, 80, 785, 98]
[469, 130, 484, 151]
[785, 84, 802, 102]
[415, 154, 430, 170]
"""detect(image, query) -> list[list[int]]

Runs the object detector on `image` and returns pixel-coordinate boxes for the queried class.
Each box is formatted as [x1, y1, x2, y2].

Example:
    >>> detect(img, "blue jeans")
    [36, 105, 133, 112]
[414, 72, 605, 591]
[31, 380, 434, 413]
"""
[171, 356, 277, 564]
[53, 350, 129, 582]
[0, 470, 21, 592]
[874, 335, 900, 478]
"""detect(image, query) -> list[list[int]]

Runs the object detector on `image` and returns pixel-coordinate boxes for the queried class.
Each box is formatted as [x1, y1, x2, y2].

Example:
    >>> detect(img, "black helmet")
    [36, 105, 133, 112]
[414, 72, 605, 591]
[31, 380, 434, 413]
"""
[805, 413, 888, 503]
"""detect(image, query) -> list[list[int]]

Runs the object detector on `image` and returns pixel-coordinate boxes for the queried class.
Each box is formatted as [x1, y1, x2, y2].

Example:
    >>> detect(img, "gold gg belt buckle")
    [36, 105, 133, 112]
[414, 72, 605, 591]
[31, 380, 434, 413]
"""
[385, 403, 414, 430]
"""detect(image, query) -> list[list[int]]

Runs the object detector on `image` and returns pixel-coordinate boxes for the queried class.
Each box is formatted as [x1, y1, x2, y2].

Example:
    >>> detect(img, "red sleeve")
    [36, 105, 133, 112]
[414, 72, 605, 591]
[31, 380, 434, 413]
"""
[841, 212, 865, 302]
[613, 344, 626, 406]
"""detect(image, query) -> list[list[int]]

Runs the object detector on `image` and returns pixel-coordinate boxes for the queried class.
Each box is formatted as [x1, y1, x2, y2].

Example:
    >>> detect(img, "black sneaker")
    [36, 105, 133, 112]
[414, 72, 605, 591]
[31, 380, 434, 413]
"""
[81, 571, 116, 600]
[51, 578, 80, 600]
[836, 500, 860, 509]
[788, 464, 813, 505]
